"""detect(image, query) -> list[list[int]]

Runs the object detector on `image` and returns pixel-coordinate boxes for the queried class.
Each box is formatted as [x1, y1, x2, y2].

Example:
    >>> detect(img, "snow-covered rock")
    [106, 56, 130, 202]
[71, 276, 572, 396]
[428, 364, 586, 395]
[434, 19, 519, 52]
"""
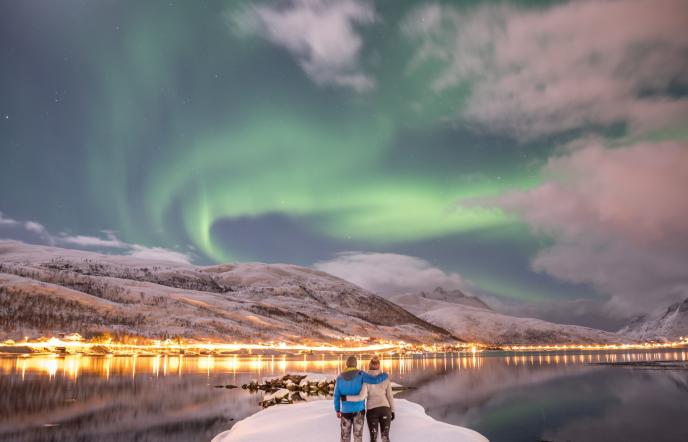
[211, 399, 488, 442]
[298, 373, 335, 387]
[619, 298, 688, 340]
[0, 240, 452, 343]
[260, 388, 291, 406]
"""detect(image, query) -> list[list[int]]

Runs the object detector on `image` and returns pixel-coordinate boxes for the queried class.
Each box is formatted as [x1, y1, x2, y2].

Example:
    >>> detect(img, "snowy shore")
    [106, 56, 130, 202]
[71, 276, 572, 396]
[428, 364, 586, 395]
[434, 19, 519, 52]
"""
[212, 398, 488, 442]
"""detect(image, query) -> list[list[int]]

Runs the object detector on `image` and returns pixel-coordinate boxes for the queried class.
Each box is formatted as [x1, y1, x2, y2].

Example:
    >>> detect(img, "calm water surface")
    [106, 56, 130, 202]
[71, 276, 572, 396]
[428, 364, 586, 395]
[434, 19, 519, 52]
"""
[1, 350, 687, 441]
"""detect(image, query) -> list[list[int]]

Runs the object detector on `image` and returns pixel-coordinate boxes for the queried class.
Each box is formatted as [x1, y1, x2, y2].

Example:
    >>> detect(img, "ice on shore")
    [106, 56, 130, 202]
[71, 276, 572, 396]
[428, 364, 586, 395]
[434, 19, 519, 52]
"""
[212, 398, 488, 442]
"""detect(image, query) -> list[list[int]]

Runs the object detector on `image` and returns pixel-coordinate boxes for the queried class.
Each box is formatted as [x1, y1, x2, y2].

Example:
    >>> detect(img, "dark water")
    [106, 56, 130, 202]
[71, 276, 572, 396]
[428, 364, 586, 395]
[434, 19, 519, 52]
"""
[1, 350, 687, 441]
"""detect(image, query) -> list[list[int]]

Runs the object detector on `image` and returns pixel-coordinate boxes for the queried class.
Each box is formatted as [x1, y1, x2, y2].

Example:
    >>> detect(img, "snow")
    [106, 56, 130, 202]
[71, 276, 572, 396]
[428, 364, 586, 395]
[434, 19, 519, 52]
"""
[390, 287, 492, 311]
[0, 240, 450, 343]
[392, 293, 632, 345]
[299, 373, 336, 386]
[421, 303, 630, 345]
[0, 240, 189, 268]
[1, 240, 645, 345]
[262, 388, 290, 403]
[211, 399, 488, 442]
[619, 299, 688, 340]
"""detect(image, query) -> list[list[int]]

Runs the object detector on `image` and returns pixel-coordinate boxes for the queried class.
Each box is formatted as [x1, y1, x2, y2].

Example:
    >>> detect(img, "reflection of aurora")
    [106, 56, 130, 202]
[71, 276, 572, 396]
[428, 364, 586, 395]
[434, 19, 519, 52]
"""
[3, 350, 686, 382]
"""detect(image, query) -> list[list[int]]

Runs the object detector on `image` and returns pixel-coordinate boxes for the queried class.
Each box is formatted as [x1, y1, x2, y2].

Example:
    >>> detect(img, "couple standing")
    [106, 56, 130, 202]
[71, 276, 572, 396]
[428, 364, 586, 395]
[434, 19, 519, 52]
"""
[334, 355, 395, 442]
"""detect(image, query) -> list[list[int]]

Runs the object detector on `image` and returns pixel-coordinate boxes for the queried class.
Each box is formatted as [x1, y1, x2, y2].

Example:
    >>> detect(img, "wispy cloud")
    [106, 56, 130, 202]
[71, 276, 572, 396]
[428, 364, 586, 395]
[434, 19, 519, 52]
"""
[314, 251, 466, 295]
[464, 138, 688, 317]
[127, 245, 191, 264]
[0, 212, 48, 236]
[59, 234, 125, 249]
[0, 212, 19, 226]
[56, 232, 191, 264]
[403, 0, 688, 138]
[230, 0, 376, 92]
[0, 211, 191, 264]
[24, 221, 47, 234]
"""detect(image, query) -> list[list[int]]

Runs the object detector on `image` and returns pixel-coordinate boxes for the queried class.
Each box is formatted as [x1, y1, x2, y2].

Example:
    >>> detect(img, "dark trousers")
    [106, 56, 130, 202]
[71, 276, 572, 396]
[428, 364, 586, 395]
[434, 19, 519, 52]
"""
[366, 406, 392, 442]
[340, 410, 365, 442]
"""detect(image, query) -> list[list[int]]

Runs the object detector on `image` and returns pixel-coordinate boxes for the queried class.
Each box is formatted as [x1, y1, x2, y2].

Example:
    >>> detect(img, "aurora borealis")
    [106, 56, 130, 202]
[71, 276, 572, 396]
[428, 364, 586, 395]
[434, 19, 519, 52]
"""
[1, 0, 687, 329]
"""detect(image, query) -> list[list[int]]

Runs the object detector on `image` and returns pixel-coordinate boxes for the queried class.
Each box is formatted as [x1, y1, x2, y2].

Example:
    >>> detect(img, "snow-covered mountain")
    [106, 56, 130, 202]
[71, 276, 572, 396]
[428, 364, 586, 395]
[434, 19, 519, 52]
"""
[389, 291, 630, 345]
[390, 287, 492, 311]
[0, 241, 452, 344]
[619, 298, 688, 341]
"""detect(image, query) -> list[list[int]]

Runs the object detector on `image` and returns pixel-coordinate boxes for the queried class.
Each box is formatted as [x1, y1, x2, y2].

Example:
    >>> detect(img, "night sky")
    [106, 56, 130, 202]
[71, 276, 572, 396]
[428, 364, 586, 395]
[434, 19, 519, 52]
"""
[1, 0, 687, 330]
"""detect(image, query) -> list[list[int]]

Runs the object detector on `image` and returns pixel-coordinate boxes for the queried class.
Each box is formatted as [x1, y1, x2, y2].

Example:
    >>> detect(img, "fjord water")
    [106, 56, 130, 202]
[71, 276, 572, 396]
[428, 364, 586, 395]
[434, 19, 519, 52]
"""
[1, 350, 687, 442]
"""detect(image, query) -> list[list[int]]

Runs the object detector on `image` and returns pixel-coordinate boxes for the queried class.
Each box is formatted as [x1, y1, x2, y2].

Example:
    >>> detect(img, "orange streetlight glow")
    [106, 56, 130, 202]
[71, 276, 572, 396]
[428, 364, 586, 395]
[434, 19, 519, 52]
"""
[2, 335, 687, 356]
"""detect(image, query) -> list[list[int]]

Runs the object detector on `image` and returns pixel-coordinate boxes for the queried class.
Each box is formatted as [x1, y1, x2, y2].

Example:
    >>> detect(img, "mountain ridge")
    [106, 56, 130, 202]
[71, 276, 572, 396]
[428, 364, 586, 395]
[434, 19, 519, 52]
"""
[619, 298, 688, 340]
[0, 241, 649, 346]
[0, 241, 453, 345]
[387, 289, 633, 345]
[390, 286, 493, 311]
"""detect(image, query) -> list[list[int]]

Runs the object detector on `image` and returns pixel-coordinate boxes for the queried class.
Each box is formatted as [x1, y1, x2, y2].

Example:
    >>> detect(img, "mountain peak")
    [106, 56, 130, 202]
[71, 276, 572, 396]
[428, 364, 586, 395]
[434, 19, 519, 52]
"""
[621, 298, 688, 340]
[419, 286, 492, 311]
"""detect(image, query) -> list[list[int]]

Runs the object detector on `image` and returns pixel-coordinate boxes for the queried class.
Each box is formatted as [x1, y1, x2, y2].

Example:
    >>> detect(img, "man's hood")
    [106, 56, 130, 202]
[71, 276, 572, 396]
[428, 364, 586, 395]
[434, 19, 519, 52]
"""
[340, 368, 359, 381]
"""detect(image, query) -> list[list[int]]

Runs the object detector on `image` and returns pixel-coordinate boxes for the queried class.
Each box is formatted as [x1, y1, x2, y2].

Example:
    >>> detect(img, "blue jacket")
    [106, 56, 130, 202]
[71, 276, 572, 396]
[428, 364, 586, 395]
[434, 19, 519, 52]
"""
[334, 368, 388, 413]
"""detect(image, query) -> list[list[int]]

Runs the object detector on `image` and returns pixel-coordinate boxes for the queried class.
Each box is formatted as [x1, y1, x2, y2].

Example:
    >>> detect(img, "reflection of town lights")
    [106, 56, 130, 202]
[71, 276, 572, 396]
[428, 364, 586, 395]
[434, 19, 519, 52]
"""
[249, 357, 263, 371]
[224, 357, 239, 371]
[1, 348, 683, 386]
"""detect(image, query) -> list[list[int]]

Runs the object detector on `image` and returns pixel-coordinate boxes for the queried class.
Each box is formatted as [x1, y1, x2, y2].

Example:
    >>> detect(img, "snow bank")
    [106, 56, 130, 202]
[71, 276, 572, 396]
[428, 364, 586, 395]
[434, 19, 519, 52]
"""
[212, 399, 488, 442]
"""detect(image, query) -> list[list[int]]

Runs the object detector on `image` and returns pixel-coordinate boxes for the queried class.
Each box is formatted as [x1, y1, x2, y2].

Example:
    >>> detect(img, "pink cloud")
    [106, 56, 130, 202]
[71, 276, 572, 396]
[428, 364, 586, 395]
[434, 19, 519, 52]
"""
[404, 0, 688, 138]
[231, 0, 376, 92]
[465, 139, 688, 316]
[497, 140, 688, 246]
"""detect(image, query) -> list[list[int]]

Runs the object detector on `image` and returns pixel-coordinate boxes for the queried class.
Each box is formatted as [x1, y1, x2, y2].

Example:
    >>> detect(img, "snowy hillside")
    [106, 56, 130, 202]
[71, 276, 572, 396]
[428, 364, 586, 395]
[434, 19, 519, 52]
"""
[389, 287, 492, 312]
[391, 294, 630, 345]
[619, 298, 688, 340]
[0, 241, 452, 344]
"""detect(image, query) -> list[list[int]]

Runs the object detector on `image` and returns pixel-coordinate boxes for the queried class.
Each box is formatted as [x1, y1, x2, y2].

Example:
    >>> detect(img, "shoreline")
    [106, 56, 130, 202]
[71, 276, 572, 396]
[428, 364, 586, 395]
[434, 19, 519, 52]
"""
[2, 340, 687, 358]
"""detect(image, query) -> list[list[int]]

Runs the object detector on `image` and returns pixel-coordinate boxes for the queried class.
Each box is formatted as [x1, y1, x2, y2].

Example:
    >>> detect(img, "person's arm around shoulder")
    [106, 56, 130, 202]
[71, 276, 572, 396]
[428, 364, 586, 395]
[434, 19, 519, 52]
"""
[333, 379, 342, 417]
[360, 370, 388, 384]
[343, 382, 367, 402]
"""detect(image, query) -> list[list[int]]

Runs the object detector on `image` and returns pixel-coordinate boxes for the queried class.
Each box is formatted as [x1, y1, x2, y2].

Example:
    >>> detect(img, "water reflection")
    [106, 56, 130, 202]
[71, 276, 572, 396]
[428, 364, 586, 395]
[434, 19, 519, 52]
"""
[0, 351, 496, 381]
[1, 350, 687, 442]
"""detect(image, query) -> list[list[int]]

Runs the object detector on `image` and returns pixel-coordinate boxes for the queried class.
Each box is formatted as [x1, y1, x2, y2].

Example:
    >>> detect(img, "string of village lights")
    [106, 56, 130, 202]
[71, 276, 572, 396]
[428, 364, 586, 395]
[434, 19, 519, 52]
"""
[2, 334, 687, 356]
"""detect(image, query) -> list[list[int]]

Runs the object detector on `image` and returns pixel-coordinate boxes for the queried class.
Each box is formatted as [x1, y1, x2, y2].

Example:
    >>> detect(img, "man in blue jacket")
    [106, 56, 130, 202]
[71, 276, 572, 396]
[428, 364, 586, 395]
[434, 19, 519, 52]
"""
[334, 355, 388, 442]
